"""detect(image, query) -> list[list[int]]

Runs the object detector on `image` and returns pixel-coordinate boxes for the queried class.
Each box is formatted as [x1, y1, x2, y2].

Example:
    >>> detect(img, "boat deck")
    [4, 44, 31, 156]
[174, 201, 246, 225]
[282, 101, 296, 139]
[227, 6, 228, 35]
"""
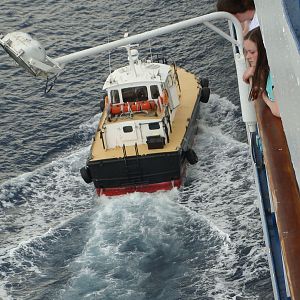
[90, 67, 200, 161]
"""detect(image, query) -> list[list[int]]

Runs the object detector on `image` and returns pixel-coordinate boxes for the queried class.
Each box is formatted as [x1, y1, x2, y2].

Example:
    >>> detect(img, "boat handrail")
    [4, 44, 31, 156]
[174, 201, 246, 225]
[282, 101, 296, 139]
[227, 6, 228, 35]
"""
[0, 12, 243, 71]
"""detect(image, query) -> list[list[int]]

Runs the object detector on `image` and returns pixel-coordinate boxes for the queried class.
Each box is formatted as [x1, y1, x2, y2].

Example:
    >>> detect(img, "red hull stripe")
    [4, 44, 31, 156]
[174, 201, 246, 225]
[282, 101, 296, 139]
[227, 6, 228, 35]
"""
[96, 179, 181, 196]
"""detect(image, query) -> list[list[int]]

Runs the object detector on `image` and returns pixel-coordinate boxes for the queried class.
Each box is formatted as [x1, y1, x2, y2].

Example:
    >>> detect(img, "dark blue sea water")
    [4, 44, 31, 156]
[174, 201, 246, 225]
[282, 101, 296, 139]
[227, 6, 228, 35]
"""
[0, 1, 273, 299]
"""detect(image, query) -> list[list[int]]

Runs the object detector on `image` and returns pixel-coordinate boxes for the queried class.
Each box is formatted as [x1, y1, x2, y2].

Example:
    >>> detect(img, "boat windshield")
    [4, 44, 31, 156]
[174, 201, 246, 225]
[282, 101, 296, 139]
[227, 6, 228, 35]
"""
[122, 86, 148, 102]
[150, 85, 160, 99]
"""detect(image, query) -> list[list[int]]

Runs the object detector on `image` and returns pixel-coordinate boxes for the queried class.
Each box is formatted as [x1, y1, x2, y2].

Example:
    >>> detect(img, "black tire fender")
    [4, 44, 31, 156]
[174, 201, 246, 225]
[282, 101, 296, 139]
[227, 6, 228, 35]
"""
[200, 87, 210, 103]
[200, 78, 209, 88]
[80, 166, 92, 184]
[185, 149, 198, 165]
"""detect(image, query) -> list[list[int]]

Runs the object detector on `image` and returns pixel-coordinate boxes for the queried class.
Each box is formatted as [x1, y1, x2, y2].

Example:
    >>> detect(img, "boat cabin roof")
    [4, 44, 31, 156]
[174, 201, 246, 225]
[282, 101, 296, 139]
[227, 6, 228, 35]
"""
[103, 61, 170, 90]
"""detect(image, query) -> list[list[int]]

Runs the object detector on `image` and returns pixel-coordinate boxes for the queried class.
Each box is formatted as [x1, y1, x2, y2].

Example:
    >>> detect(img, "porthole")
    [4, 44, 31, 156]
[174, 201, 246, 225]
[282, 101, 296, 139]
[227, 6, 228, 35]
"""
[123, 126, 133, 133]
[148, 122, 160, 130]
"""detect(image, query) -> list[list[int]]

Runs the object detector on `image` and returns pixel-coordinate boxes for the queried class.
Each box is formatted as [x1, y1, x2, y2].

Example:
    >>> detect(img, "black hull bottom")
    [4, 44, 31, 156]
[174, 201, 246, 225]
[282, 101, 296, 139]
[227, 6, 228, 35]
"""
[88, 151, 184, 195]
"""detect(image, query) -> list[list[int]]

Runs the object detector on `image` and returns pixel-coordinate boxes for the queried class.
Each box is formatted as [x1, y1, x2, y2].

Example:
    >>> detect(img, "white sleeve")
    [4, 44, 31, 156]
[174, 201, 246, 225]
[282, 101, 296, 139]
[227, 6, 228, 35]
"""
[249, 12, 260, 31]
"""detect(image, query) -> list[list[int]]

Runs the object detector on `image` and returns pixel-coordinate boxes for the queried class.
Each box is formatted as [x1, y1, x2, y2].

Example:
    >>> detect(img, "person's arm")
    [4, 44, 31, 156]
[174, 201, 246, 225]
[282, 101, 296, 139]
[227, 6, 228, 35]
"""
[262, 91, 280, 118]
[243, 66, 255, 84]
[242, 20, 250, 36]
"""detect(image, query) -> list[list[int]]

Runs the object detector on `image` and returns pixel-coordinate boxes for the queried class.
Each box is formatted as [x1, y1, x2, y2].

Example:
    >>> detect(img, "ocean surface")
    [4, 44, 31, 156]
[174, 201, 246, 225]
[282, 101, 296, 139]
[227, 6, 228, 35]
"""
[0, 1, 273, 299]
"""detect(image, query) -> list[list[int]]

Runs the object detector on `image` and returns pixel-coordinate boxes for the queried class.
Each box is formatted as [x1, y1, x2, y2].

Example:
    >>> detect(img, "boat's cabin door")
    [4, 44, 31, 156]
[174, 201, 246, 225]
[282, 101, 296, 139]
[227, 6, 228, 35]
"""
[119, 124, 138, 144]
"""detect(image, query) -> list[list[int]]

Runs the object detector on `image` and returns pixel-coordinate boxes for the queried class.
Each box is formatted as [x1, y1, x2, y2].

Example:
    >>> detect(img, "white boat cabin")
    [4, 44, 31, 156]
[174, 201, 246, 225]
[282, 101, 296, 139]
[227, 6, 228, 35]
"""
[101, 48, 181, 150]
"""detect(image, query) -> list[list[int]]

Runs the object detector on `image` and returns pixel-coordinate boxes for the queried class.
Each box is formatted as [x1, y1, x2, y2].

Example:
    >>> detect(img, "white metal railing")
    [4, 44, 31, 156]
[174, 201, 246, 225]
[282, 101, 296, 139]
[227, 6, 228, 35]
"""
[0, 11, 257, 131]
[53, 12, 244, 65]
[53, 12, 257, 132]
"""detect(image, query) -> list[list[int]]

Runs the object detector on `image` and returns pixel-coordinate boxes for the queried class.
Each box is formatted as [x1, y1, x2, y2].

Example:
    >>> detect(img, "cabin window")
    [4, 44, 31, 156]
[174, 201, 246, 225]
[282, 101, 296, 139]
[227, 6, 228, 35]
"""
[150, 85, 160, 99]
[123, 126, 133, 133]
[110, 90, 120, 104]
[122, 86, 148, 102]
[148, 122, 160, 130]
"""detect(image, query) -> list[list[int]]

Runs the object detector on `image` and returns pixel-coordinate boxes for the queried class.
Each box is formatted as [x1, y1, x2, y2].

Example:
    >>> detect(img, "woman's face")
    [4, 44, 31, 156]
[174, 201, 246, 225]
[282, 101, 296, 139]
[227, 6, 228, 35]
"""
[244, 39, 258, 67]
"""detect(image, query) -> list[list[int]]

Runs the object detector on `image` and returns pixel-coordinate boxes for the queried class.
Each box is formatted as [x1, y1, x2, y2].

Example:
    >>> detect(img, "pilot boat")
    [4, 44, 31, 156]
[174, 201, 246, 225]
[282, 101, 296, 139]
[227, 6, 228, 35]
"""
[79, 45, 209, 196]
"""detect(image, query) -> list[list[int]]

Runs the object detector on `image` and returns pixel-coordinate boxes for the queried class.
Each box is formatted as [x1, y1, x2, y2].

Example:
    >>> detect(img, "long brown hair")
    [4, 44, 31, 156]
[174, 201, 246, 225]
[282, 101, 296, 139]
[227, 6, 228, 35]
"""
[217, 0, 255, 14]
[244, 27, 269, 100]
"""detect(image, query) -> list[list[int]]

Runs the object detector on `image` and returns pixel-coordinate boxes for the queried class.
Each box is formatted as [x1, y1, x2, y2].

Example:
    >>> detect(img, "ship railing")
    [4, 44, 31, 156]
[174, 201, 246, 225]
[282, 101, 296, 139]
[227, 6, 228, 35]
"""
[164, 105, 172, 133]
[121, 143, 140, 159]
[121, 143, 143, 181]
